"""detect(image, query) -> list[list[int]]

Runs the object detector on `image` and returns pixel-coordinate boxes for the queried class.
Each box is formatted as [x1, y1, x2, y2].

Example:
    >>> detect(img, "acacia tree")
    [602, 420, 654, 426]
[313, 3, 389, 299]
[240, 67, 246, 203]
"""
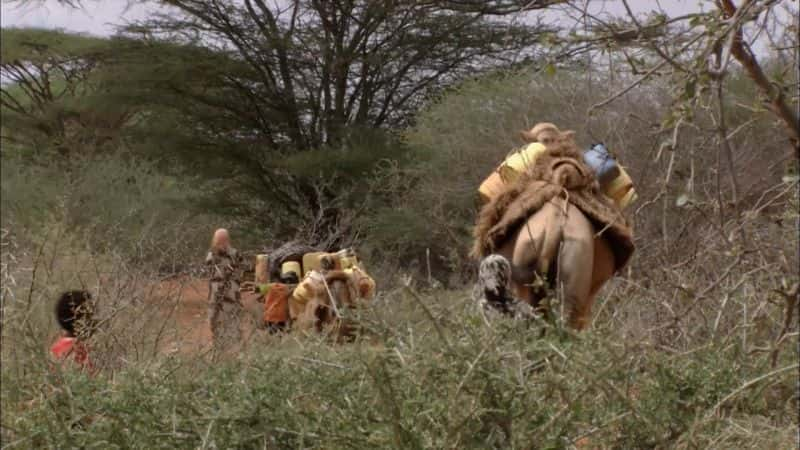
[0, 28, 132, 157]
[121, 0, 567, 243]
[134, 0, 561, 148]
[4, 1, 569, 245]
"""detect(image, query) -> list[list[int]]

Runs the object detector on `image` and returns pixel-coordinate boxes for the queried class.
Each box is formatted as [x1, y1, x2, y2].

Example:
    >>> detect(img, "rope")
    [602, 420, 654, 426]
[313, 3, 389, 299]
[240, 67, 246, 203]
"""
[319, 272, 341, 318]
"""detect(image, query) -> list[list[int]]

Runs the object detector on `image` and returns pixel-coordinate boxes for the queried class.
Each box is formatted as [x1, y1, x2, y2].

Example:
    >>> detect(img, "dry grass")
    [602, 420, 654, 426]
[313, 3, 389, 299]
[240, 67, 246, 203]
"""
[1, 215, 797, 448]
[0, 66, 797, 450]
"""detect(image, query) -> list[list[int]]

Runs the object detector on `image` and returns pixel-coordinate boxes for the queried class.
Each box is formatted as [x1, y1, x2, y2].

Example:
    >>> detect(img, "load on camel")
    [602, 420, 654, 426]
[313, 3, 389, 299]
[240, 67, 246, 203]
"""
[473, 123, 636, 330]
[246, 243, 376, 339]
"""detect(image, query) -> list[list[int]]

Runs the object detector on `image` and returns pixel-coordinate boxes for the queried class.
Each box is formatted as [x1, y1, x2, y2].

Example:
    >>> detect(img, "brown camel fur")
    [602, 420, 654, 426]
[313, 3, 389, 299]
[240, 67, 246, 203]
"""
[520, 122, 575, 146]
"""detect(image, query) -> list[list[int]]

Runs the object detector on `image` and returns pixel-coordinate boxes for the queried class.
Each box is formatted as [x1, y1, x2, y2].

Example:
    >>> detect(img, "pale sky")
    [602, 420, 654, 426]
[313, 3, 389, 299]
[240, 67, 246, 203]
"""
[1, 0, 711, 36]
[1, 1, 154, 34]
[1, 0, 794, 52]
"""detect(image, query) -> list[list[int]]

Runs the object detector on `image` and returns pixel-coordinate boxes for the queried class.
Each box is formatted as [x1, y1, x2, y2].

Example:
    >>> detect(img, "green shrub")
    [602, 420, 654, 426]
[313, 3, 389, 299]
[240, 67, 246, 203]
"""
[2, 285, 796, 449]
[1, 151, 217, 267]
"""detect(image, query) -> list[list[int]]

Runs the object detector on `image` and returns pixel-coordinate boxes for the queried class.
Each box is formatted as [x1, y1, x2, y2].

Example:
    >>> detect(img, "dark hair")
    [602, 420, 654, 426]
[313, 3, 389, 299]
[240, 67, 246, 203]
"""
[55, 290, 94, 337]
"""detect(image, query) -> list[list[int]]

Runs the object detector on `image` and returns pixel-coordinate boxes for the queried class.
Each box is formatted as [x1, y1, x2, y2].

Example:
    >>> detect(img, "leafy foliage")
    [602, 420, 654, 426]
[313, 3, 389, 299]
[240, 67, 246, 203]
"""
[139, 0, 557, 147]
[0, 3, 797, 447]
[3, 13, 553, 245]
[0, 150, 216, 265]
[95, 0, 560, 242]
[1, 288, 796, 448]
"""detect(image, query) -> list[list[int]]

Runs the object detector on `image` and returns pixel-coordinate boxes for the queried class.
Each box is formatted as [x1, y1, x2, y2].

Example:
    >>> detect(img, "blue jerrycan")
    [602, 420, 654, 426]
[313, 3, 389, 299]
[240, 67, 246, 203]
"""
[583, 143, 620, 187]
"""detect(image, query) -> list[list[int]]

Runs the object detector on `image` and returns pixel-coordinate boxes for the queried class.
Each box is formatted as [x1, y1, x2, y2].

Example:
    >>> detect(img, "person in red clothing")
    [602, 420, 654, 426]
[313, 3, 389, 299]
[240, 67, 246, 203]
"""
[51, 290, 96, 371]
[258, 271, 299, 334]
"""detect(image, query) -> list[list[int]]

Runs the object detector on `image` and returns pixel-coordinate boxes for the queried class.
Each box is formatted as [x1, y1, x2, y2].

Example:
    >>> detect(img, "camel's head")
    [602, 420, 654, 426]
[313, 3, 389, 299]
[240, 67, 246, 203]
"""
[520, 122, 575, 147]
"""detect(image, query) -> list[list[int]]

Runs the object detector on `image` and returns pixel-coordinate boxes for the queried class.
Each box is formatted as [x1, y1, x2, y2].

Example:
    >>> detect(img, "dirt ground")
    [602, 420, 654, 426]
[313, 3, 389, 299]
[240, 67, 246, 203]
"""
[153, 276, 266, 354]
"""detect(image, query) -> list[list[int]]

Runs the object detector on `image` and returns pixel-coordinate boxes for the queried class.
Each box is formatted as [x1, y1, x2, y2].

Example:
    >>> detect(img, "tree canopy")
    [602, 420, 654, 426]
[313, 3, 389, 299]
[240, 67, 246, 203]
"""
[2, 0, 796, 248]
[2, 1, 562, 246]
[133, 0, 558, 148]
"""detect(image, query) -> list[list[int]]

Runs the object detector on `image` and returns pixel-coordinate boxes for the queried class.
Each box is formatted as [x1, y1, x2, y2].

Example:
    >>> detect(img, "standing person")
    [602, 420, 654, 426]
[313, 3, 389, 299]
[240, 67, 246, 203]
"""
[205, 228, 243, 354]
[51, 290, 96, 372]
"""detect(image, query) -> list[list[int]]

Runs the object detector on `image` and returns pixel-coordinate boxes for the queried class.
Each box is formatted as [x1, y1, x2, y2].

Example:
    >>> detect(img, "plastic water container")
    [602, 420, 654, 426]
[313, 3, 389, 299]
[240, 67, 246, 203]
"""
[583, 143, 621, 186]
[583, 143, 637, 209]
[478, 143, 547, 203]
[605, 166, 636, 209]
[302, 252, 329, 276]
[339, 255, 359, 270]
[255, 254, 270, 284]
[499, 143, 548, 183]
[618, 184, 638, 209]
[281, 261, 301, 279]
[478, 141, 637, 210]
[478, 171, 505, 203]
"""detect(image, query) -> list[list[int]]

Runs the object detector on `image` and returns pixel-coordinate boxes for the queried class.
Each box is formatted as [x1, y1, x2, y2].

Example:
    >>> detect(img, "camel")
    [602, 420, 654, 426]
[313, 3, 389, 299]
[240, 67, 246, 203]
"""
[489, 199, 617, 329]
[289, 257, 376, 339]
[474, 124, 634, 330]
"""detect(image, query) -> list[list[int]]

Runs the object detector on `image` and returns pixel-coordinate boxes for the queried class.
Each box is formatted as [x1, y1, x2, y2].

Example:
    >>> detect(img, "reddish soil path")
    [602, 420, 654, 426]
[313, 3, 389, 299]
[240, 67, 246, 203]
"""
[153, 276, 265, 354]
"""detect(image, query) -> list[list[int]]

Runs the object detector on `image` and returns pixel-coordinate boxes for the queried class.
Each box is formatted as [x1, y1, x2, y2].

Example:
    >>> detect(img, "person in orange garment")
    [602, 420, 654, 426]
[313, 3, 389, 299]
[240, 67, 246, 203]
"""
[260, 272, 298, 334]
[51, 290, 96, 372]
[248, 266, 300, 334]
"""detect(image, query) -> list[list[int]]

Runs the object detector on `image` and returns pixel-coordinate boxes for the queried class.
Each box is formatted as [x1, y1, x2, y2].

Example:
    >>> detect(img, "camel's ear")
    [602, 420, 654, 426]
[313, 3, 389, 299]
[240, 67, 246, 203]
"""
[561, 130, 576, 141]
[520, 130, 537, 142]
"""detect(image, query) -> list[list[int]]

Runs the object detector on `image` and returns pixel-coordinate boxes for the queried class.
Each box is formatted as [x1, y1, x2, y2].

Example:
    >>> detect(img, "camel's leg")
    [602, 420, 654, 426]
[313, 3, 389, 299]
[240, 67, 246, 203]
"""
[498, 200, 565, 309]
[588, 235, 615, 302]
[557, 204, 595, 330]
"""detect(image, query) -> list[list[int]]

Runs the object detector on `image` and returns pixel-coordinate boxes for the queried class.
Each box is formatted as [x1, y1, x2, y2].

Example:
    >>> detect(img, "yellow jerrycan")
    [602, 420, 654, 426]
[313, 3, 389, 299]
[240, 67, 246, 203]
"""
[478, 143, 547, 203]
[254, 254, 270, 284]
[281, 261, 302, 280]
[603, 165, 637, 210]
[302, 252, 332, 276]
